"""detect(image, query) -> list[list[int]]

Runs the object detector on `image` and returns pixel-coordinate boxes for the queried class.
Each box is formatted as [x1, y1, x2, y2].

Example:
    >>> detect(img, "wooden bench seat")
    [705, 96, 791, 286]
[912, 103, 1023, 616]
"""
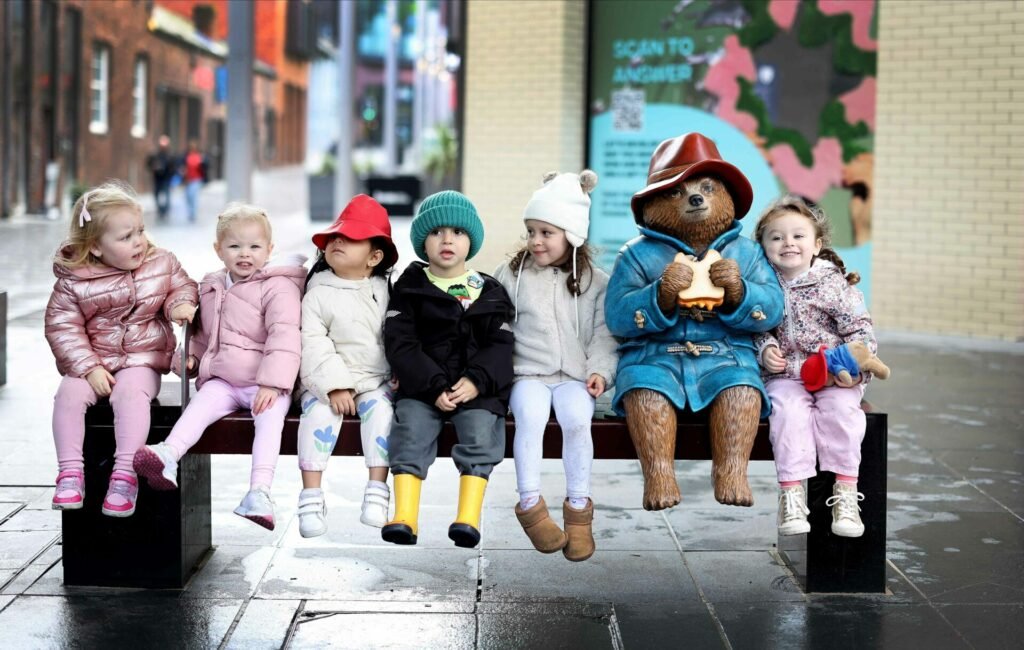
[65, 380, 887, 594]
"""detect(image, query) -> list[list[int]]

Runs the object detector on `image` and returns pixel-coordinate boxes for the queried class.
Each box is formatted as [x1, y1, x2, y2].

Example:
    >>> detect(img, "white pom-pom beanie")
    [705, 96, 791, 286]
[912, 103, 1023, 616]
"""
[522, 172, 593, 248]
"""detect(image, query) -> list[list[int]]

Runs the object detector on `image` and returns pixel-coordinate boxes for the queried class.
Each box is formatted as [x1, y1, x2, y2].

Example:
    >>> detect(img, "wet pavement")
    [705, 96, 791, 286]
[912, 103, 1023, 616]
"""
[1, 169, 1022, 648]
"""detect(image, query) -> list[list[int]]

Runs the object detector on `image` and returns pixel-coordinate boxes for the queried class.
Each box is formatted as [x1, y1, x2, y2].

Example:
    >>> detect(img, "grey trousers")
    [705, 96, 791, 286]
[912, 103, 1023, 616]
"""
[389, 398, 505, 479]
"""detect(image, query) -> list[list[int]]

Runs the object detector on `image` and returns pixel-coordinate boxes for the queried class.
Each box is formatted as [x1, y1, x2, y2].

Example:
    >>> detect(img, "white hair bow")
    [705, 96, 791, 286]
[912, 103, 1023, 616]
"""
[79, 191, 94, 228]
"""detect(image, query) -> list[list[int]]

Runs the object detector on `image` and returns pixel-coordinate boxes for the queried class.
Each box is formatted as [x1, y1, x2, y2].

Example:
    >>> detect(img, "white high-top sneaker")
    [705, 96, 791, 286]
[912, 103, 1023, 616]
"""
[826, 482, 865, 537]
[777, 484, 811, 535]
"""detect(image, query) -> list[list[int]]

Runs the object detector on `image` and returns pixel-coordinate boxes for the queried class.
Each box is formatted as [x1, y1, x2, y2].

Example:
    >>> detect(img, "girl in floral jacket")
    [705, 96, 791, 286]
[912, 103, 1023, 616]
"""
[45, 181, 198, 517]
[753, 195, 877, 540]
[134, 204, 305, 531]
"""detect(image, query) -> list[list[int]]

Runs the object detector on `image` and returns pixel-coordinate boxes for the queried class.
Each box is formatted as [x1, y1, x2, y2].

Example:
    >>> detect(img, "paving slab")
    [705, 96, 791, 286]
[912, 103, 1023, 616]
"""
[684, 550, 806, 603]
[256, 547, 479, 602]
[288, 611, 477, 650]
[713, 601, 967, 650]
[223, 598, 301, 650]
[479, 549, 700, 604]
[0, 595, 242, 648]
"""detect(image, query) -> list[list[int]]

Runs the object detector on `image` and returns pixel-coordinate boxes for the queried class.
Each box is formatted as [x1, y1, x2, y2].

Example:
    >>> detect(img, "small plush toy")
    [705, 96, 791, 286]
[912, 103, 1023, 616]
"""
[674, 250, 725, 310]
[800, 341, 891, 391]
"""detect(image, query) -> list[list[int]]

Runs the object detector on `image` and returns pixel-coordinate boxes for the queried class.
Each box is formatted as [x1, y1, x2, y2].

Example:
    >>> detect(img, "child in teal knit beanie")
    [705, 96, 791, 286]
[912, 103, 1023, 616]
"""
[382, 190, 515, 549]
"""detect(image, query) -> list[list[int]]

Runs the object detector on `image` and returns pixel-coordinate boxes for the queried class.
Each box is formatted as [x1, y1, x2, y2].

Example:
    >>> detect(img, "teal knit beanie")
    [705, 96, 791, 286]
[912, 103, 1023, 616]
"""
[410, 190, 484, 261]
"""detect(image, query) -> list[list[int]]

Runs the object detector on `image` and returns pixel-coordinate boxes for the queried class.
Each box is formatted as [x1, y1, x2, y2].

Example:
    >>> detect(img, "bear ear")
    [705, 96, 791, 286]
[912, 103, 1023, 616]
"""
[541, 171, 559, 185]
[579, 169, 598, 194]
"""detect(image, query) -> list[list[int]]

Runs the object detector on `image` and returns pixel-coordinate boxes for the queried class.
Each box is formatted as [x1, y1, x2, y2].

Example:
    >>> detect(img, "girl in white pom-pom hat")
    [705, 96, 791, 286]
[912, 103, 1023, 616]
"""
[493, 170, 618, 562]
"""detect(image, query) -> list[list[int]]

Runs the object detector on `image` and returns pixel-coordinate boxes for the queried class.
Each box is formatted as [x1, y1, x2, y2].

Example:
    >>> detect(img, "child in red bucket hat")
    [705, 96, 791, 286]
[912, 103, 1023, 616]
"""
[752, 195, 881, 540]
[295, 195, 399, 537]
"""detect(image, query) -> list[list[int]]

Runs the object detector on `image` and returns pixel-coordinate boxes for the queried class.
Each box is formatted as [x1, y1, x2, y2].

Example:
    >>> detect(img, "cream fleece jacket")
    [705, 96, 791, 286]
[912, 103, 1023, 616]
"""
[299, 271, 390, 401]
[493, 258, 617, 386]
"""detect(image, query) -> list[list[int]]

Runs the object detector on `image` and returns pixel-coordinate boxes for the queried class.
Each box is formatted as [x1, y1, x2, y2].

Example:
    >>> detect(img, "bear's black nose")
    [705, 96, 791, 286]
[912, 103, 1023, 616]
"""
[688, 194, 704, 208]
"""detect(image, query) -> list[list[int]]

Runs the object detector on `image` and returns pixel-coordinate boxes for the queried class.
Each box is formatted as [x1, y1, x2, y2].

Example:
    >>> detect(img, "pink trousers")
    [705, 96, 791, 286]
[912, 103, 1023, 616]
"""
[765, 378, 866, 482]
[53, 367, 161, 475]
[164, 378, 290, 489]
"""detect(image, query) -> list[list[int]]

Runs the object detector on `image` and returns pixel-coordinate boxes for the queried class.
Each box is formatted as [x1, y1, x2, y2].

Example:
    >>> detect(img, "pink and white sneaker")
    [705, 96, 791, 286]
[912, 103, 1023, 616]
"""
[101, 471, 139, 517]
[51, 470, 85, 510]
[133, 442, 179, 491]
[233, 486, 275, 530]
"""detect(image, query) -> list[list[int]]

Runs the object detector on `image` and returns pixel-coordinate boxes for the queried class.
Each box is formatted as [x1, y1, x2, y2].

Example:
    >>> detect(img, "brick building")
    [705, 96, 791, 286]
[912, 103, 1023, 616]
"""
[0, 0, 310, 218]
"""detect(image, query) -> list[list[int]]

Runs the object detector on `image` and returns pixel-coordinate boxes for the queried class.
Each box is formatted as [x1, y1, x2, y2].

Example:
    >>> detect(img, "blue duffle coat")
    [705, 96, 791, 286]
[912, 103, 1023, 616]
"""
[606, 222, 784, 417]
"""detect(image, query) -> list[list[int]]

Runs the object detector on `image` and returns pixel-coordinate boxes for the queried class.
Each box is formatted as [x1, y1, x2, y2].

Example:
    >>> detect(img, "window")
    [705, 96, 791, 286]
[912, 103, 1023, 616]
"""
[89, 43, 110, 134]
[131, 57, 147, 138]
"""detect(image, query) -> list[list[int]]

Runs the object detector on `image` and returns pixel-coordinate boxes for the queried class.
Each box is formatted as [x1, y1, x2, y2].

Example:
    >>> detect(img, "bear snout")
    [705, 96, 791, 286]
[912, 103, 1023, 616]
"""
[688, 193, 705, 208]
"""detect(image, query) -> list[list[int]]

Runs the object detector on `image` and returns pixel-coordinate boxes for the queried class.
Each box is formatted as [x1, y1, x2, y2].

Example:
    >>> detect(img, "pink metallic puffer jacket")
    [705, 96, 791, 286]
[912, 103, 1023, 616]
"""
[45, 246, 199, 378]
[182, 256, 305, 393]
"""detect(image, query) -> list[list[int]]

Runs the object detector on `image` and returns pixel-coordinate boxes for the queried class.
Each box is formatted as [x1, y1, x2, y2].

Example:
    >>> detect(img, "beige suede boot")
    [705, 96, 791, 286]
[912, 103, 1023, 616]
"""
[515, 497, 567, 553]
[562, 498, 595, 562]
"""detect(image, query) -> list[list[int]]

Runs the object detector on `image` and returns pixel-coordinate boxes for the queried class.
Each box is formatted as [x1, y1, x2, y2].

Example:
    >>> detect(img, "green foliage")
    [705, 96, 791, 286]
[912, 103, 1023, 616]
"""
[69, 181, 89, 206]
[737, 0, 778, 49]
[736, 78, 814, 166]
[819, 100, 872, 162]
[315, 153, 337, 177]
[423, 124, 458, 183]
[798, 1, 876, 76]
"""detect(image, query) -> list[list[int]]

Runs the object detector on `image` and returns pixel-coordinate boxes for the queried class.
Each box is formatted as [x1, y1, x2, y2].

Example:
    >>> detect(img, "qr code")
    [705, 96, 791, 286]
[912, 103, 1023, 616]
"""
[612, 89, 645, 132]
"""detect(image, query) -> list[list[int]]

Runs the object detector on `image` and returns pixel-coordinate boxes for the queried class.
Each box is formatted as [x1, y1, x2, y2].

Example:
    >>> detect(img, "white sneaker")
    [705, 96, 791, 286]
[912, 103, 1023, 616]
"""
[234, 486, 275, 531]
[132, 442, 179, 491]
[777, 485, 811, 535]
[297, 488, 327, 538]
[826, 482, 865, 537]
[359, 481, 390, 528]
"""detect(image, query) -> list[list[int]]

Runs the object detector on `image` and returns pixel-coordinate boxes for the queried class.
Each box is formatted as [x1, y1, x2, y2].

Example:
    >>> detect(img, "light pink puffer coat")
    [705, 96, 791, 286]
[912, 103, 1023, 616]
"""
[45, 246, 199, 378]
[183, 256, 306, 393]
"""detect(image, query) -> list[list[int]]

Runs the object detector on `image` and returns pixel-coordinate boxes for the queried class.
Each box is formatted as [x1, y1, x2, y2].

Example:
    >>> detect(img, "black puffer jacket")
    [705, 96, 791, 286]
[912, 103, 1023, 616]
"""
[384, 262, 514, 417]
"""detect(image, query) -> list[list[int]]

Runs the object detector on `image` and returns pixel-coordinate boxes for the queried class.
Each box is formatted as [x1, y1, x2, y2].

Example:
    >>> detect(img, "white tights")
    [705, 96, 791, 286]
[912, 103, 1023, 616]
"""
[510, 379, 595, 508]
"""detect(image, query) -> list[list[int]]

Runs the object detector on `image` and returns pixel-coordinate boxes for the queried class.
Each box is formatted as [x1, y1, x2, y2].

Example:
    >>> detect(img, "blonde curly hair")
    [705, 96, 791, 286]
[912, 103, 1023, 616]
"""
[57, 180, 149, 269]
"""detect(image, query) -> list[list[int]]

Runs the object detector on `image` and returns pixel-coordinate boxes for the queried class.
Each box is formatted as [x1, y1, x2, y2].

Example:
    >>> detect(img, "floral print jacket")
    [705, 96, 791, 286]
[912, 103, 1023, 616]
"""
[754, 259, 876, 382]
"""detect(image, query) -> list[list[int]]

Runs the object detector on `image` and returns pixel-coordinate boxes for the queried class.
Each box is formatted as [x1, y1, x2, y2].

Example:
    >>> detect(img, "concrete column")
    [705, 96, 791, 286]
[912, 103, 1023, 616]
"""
[226, 0, 254, 203]
[383, 0, 399, 174]
[334, 0, 356, 209]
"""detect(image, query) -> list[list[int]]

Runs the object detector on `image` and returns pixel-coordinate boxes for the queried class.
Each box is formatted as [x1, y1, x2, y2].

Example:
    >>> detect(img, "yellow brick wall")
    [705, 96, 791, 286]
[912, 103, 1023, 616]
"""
[872, 0, 1024, 341]
[462, 0, 586, 274]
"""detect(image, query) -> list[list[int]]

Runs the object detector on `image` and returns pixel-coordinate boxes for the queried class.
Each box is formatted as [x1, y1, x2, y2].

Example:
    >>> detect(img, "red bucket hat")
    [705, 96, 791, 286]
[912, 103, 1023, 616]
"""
[630, 132, 753, 225]
[800, 346, 829, 393]
[312, 194, 399, 270]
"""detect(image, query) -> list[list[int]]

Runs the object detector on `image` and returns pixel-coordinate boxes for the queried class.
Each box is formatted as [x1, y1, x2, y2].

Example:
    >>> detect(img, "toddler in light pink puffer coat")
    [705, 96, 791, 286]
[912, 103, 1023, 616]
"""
[45, 181, 198, 518]
[133, 204, 305, 531]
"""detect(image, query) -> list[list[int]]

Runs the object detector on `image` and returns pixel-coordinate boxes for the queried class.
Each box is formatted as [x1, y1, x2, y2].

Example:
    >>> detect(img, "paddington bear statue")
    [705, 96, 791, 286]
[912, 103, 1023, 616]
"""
[606, 133, 784, 510]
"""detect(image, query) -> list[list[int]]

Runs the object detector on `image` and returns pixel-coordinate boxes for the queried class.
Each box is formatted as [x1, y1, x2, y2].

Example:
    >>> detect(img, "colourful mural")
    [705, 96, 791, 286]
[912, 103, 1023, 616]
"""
[588, 0, 878, 301]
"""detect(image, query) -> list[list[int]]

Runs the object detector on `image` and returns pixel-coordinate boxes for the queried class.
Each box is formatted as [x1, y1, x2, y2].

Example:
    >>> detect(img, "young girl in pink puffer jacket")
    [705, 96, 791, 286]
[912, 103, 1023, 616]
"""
[134, 204, 305, 530]
[45, 181, 199, 517]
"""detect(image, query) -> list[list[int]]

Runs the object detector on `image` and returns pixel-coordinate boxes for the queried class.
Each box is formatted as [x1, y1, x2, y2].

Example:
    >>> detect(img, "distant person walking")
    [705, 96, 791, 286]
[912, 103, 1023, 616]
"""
[181, 139, 208, 223]
[146, 135, 176, 220]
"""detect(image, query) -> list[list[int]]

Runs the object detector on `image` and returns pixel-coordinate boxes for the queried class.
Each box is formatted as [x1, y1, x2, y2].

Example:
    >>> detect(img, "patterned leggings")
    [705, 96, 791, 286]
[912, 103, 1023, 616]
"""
[297, 383, 394, 472]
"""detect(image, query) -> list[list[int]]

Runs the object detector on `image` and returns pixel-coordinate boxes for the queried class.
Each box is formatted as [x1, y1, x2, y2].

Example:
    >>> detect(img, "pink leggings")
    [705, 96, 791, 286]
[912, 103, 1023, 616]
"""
[766, 378, 866, 482]
[53, 367, 162, 475]
[164, 378, 290, 490]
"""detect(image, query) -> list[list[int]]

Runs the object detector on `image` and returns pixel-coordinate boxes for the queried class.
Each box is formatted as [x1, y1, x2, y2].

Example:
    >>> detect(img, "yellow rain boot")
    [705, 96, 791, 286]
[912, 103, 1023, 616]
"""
[448, 475, 487, 548]
[381, 474, 422, 545]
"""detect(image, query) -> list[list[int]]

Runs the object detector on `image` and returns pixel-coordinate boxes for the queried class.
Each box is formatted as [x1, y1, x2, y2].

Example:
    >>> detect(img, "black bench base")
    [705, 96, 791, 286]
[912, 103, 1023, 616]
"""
[63, 406, 212, 589]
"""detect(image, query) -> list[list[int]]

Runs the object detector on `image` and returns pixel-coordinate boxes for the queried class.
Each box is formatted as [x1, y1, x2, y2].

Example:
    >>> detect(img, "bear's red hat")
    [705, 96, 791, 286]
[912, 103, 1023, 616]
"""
[800, 346, 829, 393]
[630, 132, 753, 225]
